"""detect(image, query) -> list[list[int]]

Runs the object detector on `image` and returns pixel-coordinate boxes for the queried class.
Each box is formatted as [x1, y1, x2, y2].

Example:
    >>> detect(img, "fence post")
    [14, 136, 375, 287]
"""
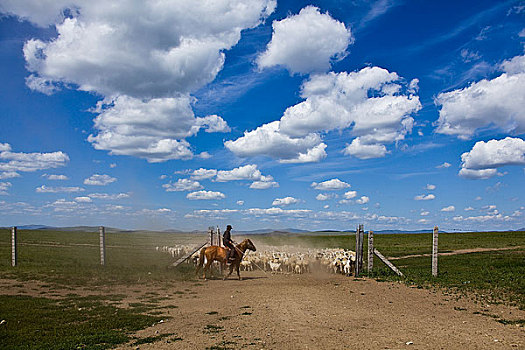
[355, 224, 364, 277]
[11, 226, 17, 267]
[367, 230, 374, 273]
[432, 226, 438, 276]
[209, 226, 214, 245]
[99, 226, 106, 266]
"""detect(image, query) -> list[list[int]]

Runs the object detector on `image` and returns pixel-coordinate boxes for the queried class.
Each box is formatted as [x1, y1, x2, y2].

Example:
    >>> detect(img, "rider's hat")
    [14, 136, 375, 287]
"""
[227, 224, 232, 230]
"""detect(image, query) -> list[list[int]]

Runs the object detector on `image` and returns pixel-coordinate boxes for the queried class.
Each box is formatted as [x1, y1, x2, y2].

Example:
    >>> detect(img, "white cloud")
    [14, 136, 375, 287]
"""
[436, 162, 451, 168]
[414, 194, 435, 201]
[420, 210, 430, 216]
[0, 143, 69, 173]
[216, 164, 263, 182]
[191, 168, 218, 180]
[441, 205, 455, 212]
[425, 184, 436, 190]
[435, 53, 525, 139]
[464, 206, 475, 211]
[0, 182, 12, 195]
[88, 193, 129, 200]
[87, 96, 230, 162]
[12, 0, 276, 97]
[162, 179, 203, 192]
[6, 0, 274, 162]
[244, 207, 311, 217]
[453, 214, 511, 223]
[84, 174, 117, 186]
[109, 163, 117, 168]
[459, 137, 525, 179]
[343, 191, 357, 199]
[272, 196, 299, 206]
[249, 181, 279, 189]
[36, 185, 85, 193]
[44, 174, 68, 180]
[256, 6, 352, 74]
[343, 138, 388, 159]
[311, 178, 350, 191]
[75, 196, 92, 203]
[316, 193, 332, 201]
[418, 218, 429, 224]
[356, 196, 370, 205]
[186, 190, 225, 200]
[0, 171, 20, 179]
[237, 200, 245, 206]
[226, 67, 421, 162]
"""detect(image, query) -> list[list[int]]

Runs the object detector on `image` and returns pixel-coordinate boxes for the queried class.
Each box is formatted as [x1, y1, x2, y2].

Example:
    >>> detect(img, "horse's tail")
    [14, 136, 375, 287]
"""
[195, 247, 206, 274]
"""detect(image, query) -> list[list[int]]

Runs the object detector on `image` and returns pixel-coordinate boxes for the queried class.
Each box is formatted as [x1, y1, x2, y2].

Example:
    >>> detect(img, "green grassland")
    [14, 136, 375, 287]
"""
[0, 229, 523, 349]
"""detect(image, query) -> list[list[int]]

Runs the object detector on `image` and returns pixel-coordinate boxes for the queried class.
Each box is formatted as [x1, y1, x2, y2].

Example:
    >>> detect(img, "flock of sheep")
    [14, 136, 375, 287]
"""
[156, 243, 357, 276]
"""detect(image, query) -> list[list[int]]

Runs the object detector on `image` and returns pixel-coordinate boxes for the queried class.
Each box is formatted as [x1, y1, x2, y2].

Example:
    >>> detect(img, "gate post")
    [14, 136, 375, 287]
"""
[432, 226, 438, 276]
[99, 226, 106, 266]
[367, 230, 374, 273]
[11, 226, 17, 267]
[355, 224, 364, 277]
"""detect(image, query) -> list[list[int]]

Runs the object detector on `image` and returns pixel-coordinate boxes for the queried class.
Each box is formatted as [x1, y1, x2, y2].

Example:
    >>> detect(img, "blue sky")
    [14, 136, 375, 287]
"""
[0, 0, 524, 232]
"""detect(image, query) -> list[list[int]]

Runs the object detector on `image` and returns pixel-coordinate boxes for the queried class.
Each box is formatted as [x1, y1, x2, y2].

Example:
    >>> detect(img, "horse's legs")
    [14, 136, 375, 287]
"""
[236, 263, 242, 280]
[203, 260, 213, 280]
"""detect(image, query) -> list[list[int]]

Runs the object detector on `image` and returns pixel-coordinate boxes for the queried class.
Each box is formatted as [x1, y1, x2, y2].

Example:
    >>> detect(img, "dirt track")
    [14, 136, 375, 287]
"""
[117, 271, 524, 350]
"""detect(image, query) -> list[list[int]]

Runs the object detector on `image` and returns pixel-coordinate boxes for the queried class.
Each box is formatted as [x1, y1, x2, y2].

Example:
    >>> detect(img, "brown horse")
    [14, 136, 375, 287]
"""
[195, 239, 256, 280]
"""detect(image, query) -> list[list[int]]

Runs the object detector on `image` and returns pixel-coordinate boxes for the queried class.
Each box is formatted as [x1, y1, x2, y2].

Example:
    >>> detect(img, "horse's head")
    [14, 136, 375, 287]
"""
[244, 239, 256, 252]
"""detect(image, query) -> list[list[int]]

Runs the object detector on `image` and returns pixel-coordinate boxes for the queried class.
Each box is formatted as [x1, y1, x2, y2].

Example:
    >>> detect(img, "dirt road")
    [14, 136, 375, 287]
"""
[120, 271, 524, 350]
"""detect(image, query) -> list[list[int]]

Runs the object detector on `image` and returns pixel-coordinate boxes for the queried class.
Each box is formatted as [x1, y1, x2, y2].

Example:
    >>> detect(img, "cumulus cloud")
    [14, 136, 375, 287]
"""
[435, 53, 525, 139]
[226, 67, 421, 162]
[441, 205, 455, 212]
[84, 174, 117, 186]
[316, 193, 332, 201]
[36, 185, 85, 193]
[0, 182, 12, 195]
[272, 196, 299, 206]
[75, 196, 92, 203]
[256, 6, 352, 74]
[186, 190, 225, 200]
[0, 142, 69, 173]
[191, 168, 218, 180]
[163, 179, 203, 192]
[87, 96, 230, 162]
[0, 171, 20, 179]
[311, 178, 350, 191]
[420, 210, 430, 216]
[343, 191, 357, 199]
[249, 181, 279, 189]
[356, 196, 370, 204]
[5, 0, 275, 162]
[44, 174, 68, 180]
[88, 193, 129, 200]
[459, 137, 525, 179]
[425, 184, 436, 190]
[414, 194, 435, 201]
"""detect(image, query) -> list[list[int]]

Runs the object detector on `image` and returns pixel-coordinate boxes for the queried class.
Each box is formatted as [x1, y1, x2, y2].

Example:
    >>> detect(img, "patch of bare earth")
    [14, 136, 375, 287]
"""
[2, 271, 523, 349]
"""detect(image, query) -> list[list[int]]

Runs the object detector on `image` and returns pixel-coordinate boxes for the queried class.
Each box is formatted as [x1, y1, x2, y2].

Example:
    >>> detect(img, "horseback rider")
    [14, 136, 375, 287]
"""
[223, 224, 235, 262]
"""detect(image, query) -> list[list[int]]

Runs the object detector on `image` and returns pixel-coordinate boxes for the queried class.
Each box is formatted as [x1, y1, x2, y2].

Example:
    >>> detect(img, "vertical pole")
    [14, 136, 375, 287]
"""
[358, 224, 364, 275]
[367, 230, 374, 273]
[217, 226, 222, 247]
[209, 227, 214, 246]
[99, 226, 106, 266]
[432, 226, 438, 277]
[11, 226, 17, 267]
[355, 224, 364, 277]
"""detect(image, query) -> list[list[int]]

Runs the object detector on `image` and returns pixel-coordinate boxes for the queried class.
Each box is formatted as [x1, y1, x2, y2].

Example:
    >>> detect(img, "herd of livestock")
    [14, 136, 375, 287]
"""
[156, 243, 357, 276]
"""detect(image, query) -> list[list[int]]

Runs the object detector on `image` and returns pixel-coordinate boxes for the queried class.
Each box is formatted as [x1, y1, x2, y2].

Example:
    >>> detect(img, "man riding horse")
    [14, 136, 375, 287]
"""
[223, 224, 235, 262]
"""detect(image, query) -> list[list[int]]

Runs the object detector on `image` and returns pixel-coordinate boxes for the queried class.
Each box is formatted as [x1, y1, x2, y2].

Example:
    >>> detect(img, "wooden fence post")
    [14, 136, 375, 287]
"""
[209, 226, 214, 245]
[355, 224, 364, 277]
[11, 226, 17, 267]
[367, 230, 374, 273]
[99, 226, 106, 266]
[432, 226, 438, 277]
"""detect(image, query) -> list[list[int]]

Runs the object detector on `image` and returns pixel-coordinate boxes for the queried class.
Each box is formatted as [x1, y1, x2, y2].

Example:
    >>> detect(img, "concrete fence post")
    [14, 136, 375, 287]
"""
[432, 226, 438, 277]
[11, 226, 17, 267]
[99, 226, 106, 266]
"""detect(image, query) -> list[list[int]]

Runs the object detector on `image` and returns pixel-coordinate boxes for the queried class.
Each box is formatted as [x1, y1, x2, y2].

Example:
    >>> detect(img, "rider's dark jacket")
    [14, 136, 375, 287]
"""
[223, 228, 234, 248]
